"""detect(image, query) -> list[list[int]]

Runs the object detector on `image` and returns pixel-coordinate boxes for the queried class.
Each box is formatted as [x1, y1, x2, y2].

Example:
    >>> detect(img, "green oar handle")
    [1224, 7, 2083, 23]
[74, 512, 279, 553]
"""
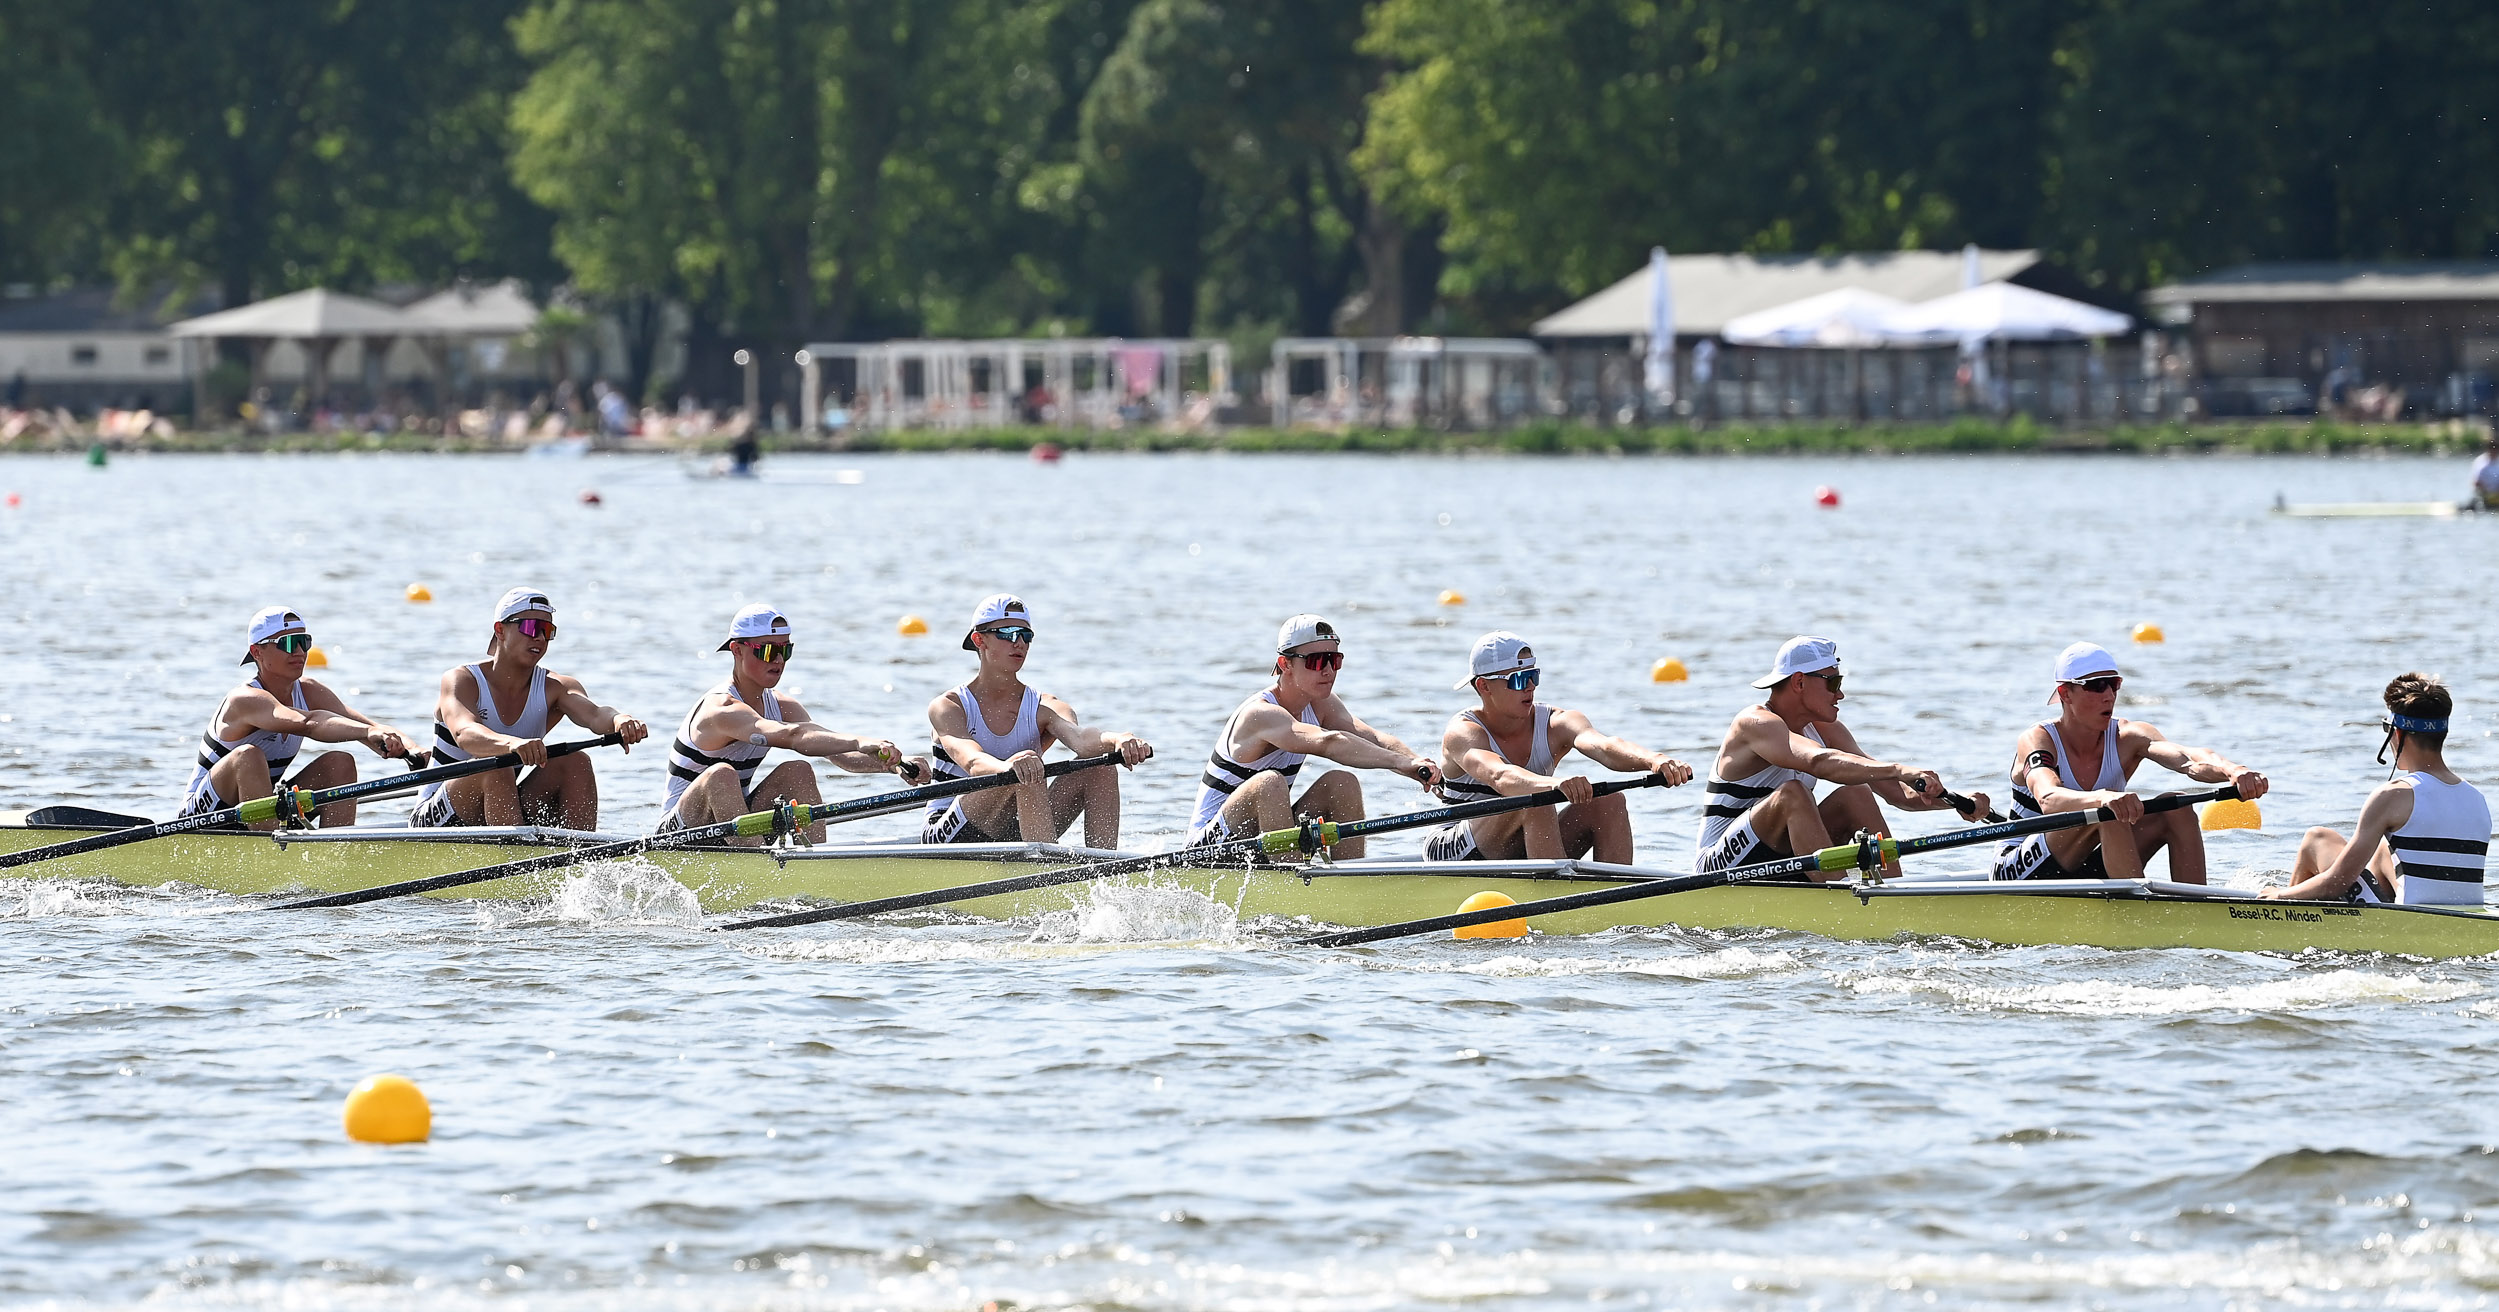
[0, 733, 626, 871]
[1298, 785, 2239, 948]
[272, 752, 1126, 911]
[718, 770, 1671, 932]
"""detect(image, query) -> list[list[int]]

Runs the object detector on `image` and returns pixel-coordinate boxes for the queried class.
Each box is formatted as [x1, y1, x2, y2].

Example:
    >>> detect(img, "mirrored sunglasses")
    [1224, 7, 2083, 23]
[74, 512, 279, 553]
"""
[1293, 651, 1345, 672]
[745, 641, 795, 662]
[264, 633, 313, 655]
[1483, 667, 1540, 692]
[505, 617, 557, 639]
[2064, 675, 2122, 695]
[980, 626, 1035, 645]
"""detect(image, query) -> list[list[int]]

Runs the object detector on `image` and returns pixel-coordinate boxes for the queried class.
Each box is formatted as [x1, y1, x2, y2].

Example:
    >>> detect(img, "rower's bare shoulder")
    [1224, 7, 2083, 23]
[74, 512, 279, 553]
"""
[1038, 691, 1079, 723]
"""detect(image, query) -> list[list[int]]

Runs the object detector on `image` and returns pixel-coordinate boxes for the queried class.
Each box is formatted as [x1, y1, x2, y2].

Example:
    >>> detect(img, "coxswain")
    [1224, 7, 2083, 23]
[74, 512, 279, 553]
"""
[920, 594, 1153, 848]
[2266, 673, 2488, 904]
[659, 604, 925, 845]
[1425, 631, 1692, 862]
[1992, 641, 2268, 883]
[1695, 636, 1972, 880]
[1184, 615, 1442, 858]
[177, 606, 415, 829]
[410, 588, 650, 830]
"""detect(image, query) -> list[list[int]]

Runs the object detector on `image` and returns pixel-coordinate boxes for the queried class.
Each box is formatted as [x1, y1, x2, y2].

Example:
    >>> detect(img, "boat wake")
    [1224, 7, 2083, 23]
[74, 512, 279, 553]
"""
[1388, 944, 1803, 981]
[0, 877, 213, 919]
[483, 859, 707, 929]
[1840, 966, 2483, 1016]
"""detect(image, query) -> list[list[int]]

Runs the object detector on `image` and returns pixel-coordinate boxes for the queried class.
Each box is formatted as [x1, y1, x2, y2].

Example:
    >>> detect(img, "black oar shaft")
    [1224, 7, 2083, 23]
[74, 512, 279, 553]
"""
[0, 733, 623, 871]
[1297, 786, 2239, 947]
[719, 772, 1673, 932]
[273, 752, 1126, 910]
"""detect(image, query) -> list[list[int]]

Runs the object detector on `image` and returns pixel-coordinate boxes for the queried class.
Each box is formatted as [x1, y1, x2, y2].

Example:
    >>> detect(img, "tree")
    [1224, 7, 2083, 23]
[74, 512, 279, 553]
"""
[0, 1, 122, 288]
[79, 0, 554, 309]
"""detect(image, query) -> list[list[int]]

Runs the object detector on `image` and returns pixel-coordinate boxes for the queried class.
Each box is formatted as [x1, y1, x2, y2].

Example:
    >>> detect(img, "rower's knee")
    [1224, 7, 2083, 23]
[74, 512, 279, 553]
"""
[297, 751, 355, 787]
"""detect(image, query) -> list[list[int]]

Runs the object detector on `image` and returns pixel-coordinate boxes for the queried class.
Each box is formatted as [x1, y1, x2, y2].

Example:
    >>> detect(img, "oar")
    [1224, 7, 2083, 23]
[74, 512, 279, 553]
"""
[1298, 785, 2241, 947]
[0, 734, 624, 872]
[717, 772, 1675, 932]
[270, 751, 1125, 910]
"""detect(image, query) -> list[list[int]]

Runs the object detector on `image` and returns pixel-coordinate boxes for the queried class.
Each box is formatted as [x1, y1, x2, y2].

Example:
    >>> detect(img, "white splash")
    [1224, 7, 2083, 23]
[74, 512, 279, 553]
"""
[0, 878, 133, 919]
[1025, 876, 1242, 945]
[1844, 967, 2481, 1016]
[540, 860, 706, 928]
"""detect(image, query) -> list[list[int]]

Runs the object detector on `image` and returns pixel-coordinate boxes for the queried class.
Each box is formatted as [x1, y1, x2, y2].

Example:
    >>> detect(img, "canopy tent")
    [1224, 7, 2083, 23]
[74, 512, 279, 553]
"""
[1721, 288, 1910, 348]
[169, 288, 415, 408]
[1880, 282, 2131, 343]
[404, 281, 539, 336]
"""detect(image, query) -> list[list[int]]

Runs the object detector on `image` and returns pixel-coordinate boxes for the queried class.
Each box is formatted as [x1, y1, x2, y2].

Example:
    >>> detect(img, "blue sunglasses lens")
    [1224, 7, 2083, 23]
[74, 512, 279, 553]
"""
[1501, 668, 1540, 691]
[984, 627, 1034, 645]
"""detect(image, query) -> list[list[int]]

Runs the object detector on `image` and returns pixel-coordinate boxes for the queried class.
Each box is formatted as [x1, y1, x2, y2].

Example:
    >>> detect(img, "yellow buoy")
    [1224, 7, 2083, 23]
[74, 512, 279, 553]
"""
[342, 1073, 431, 1144]
[1437, 589, 1466, 606]
[404, 584, 433, 603]
[1650, 657, 1689, 683]
[2132, 622, 2164, 644]
[1454, 890, 1528, 940]
[304, 646, 330, 667]
[896, 614, 929, 636]
[2200, 798, 2263, 832]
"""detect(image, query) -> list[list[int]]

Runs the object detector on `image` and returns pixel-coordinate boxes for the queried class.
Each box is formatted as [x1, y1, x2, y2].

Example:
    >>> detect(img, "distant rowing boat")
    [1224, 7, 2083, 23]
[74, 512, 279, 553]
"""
[2272, 496, 2479, 518]
[8, 812, 2494, 956]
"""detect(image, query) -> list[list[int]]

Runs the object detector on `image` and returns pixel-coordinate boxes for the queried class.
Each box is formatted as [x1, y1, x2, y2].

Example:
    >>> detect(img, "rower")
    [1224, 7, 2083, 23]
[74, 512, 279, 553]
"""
[177, 606, 416, 830]
[659, 604, 925, 846]
[2472, 427, 2499, 510]
[1426, 631, 1692, 862]
[919, 593, 1153, 848]
[1184, 614, 1442, 858]
[2266, 673, 2489, 904]
[1991, 641, 2268, 884]
[1694, 636, 1969, 881]
[410, 587, 650, 830]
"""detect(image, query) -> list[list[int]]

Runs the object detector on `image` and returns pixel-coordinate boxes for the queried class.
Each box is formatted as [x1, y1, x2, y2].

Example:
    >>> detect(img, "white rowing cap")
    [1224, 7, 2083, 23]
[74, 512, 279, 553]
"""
[1458, 631, 1536, 689]
[962, 593, 1034, 650]
[1276, 614, 1341, 653]
[493, 587, 555, 621]
[1752, 636, 1841, 689]
[2049, 641, 2121, 701]
[242, 605, 307, 663]
[718, 604, 794, 650]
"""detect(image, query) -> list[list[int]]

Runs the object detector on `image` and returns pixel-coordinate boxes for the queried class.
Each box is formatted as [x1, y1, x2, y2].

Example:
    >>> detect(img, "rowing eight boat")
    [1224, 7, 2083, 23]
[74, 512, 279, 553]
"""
[9, 812, 2496, 957]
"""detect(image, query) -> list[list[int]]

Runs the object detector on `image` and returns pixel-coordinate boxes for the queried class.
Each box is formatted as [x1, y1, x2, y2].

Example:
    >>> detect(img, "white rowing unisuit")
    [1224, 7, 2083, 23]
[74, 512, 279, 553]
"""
[1992, 719, 2129, 881]
[660, 681, 785, 820]
[1186, 691, 1317, 844]
[922, 684, 1042, 843]
[2368, 772, 2492, 906]
[1424, 704, 1557, 861]
[1692, 718, 1826, 872]
[410, 665, 551, 828]
[177, 678, 310, 818]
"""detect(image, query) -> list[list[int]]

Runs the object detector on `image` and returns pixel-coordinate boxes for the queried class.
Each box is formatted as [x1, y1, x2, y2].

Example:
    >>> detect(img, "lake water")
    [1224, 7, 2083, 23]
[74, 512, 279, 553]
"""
[4, 450, 2497, 1310]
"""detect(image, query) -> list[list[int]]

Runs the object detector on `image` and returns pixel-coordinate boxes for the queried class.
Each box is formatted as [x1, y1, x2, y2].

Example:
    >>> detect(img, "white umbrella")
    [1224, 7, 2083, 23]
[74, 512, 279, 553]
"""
[1642, 246, 1674, 406]
[1720, 288, 1910, 348]
[1881, 282, 2132, 344]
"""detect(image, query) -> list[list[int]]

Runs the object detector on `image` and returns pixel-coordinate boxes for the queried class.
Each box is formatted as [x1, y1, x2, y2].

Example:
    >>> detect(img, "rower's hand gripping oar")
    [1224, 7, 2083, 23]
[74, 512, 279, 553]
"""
[1298, 785, 2242, 948]
[270, 751, 1127, 910]
[0, 734, 624, 872]
[716, 771, 1678, 932]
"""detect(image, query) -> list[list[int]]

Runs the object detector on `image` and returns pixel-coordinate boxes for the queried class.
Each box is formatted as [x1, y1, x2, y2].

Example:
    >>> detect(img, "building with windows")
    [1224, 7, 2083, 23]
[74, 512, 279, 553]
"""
[0, 288, 205, 413]
[2145, 263, 2499, 418]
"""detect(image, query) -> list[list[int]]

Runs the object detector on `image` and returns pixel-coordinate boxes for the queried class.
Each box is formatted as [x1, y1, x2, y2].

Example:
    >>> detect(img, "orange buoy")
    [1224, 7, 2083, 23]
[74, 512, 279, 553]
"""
[342, 1073, 431, 1144]
[2132, 622, 2165, 644]
[1437, 589, 1466, 606]
[897, 615, 929, 636]
[404, 584, 433, 603]
[305, 646, 330, 668]
[1454, 891, 1528, 940]
[1650, 657, 1688, 683]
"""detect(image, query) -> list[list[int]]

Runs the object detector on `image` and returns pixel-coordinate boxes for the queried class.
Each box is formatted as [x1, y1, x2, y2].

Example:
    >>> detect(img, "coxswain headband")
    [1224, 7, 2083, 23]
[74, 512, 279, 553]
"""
[2390, 714, 2450, 733]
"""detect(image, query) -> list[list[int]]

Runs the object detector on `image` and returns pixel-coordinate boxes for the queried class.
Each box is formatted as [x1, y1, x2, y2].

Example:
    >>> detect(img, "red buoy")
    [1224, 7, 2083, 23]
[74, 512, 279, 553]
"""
[1814, 485, 1841, 508]
[3, 493, 18, 509]
[578, 488, 603, 506]
[1031, 442, 1064, 463]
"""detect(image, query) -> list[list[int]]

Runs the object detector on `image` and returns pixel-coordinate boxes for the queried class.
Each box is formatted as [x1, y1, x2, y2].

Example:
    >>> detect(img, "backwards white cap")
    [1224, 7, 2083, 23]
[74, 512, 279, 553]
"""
[493, 586, 555, 622]
[718, 603, 795, 651]
[1276, 614, 1341, 654]
[1457, 631, 1536, 689]
[962, 593, 1034, 650]
[241, 606, 307, 663]
[1752, 635, 1841, 689]
[2049, 641, 2120, 701]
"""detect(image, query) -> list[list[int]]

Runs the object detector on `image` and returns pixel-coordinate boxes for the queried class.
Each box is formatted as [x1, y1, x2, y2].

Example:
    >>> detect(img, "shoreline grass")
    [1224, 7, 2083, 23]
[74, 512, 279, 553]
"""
[5, 417, 2489, 457]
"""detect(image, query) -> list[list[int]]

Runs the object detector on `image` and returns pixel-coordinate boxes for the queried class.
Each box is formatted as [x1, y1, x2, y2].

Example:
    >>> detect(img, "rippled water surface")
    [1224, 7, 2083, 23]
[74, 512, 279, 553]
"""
[5, 451, 2499, 1309]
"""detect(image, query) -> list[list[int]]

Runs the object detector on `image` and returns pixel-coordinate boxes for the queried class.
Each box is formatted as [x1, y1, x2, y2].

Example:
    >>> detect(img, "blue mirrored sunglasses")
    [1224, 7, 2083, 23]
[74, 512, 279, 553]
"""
[1482, 667, 1540, 692]
[979, 626, 1035, 645]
